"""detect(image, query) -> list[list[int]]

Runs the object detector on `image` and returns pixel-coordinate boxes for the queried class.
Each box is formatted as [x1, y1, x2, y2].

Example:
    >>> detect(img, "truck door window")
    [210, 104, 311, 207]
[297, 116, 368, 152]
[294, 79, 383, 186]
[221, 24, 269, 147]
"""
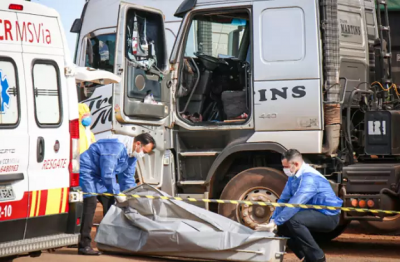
[177, 11, 251, 126]
[125, 9, 167, 70]
[185, 20, 245, 58]
[0, 58, 19, 127]
[124, 9, 167, 102]
[85, 33, 116, 73]
[32, 62, 62, 126]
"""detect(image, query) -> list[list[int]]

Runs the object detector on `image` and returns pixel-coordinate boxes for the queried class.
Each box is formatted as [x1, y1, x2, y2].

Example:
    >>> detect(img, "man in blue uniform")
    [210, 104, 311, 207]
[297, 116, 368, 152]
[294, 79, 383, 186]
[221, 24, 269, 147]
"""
[78, 133, 156, 255]
[258, 149, 343, 262]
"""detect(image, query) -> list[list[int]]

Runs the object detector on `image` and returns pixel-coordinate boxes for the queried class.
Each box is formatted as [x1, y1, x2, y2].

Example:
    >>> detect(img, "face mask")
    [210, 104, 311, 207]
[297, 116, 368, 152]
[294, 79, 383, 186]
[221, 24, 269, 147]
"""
[129, 144, 145, 159]
[283, 168, 295, 177]
[132, 150, 145, 159]
[81, 117, 92, 127]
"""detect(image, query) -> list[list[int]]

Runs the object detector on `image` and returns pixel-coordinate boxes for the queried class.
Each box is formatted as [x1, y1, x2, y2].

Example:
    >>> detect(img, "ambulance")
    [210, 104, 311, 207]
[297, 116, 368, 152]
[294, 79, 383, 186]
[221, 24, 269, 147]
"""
[0, 1, 82, 260]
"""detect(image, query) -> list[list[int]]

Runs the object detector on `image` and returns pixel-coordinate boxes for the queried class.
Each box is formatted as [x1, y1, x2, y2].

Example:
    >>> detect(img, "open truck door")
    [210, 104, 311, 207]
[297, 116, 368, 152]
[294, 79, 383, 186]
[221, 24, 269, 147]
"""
[113, 3, 172, 188]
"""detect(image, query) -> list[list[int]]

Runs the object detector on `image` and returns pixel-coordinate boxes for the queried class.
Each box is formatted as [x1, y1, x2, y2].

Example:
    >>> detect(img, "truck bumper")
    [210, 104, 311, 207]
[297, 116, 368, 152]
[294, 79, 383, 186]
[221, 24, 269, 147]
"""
[342, 189, 400, 221]
[342, 163, 400, 221]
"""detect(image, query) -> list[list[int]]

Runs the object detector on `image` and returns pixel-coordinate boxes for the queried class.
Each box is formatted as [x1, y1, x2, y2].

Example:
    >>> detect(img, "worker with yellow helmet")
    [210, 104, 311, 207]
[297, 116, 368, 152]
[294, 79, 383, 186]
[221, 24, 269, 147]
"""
[79, 103, 96, 154]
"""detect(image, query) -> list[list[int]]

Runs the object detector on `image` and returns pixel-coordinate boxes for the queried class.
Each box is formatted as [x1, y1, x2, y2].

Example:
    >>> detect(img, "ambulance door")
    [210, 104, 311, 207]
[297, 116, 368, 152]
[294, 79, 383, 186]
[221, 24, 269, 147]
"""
[19, 13, 70, 238]
[113, 4, 171, 186]
[0, 9, 29, 243]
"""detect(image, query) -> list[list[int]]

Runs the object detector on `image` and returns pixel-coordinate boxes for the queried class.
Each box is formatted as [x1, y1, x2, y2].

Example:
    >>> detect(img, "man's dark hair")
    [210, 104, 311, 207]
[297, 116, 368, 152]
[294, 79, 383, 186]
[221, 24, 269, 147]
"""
[134, 133, 156, 149]
[281, 149, 302, 162]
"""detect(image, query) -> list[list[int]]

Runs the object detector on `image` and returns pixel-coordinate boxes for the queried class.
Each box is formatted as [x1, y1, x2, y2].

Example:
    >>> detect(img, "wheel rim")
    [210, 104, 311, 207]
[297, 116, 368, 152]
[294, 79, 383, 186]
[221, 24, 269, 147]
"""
[236, 187, 279, 229]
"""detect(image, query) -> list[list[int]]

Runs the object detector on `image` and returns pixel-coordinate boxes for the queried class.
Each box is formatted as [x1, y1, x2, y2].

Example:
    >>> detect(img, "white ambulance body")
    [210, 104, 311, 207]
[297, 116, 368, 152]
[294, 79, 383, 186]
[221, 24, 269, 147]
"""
[0, 1, 82, 260]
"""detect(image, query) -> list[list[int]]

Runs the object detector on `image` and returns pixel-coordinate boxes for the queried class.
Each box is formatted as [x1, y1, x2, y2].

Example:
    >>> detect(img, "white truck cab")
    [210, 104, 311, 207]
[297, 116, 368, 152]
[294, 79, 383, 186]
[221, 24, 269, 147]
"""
[71, 0, 183, 140]
[0, 1, 82, 260]
[74, 0, 400, 238]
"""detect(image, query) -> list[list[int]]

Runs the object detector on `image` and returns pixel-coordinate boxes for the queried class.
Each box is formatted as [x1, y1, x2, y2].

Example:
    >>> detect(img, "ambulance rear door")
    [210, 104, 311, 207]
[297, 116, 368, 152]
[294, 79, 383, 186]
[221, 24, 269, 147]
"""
[18, 10, 71, 238]
[0, 6, 29, 243]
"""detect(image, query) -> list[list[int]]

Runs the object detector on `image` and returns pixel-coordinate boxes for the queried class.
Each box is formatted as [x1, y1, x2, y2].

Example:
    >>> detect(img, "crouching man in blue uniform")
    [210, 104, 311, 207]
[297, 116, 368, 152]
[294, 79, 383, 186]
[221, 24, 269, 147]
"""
[259, 149, 343, 262]
[78, 133, 156, 256]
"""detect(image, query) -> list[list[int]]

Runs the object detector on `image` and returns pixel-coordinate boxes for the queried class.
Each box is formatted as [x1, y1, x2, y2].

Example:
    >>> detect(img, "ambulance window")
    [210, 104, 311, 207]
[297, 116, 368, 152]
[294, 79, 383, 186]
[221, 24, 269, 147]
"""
[0, 59, 19, 127]
[32, 62, 61, 126]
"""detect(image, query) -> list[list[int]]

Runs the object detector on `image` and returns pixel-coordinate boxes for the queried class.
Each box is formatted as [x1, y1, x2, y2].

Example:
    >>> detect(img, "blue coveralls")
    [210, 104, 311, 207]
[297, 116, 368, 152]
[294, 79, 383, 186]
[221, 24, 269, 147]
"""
[80, 138, 137, 197]
[271, 163, 343, 261]
[79, 138, 137, 249]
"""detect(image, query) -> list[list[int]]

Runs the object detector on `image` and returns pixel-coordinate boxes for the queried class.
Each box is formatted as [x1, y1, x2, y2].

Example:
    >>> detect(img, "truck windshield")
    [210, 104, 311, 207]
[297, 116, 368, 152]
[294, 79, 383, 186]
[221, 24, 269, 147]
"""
[85, 33, 116, 73]
[185, 18, 246, 59]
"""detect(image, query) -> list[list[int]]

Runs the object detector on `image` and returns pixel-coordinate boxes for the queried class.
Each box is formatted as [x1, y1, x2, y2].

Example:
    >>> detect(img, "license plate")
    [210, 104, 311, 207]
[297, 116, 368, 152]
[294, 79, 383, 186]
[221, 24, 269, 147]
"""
[0, 185, 15, 201]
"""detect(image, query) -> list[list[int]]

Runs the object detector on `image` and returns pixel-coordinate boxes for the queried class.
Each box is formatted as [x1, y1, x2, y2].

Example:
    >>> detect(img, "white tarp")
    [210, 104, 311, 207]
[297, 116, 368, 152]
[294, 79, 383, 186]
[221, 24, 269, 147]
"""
[95, 184, 287, 262]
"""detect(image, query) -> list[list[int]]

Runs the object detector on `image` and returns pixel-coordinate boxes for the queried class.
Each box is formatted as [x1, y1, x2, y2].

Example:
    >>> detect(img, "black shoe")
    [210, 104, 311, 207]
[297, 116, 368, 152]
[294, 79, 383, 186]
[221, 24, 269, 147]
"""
[316, 256, 326, 262]
[78, 246, 102, 255]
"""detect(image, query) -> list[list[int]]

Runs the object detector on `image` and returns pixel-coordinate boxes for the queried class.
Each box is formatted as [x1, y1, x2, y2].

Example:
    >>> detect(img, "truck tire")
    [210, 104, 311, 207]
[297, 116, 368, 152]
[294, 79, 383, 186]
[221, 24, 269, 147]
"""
[360, 215, 400, 234]
[218, 167, 287, 229]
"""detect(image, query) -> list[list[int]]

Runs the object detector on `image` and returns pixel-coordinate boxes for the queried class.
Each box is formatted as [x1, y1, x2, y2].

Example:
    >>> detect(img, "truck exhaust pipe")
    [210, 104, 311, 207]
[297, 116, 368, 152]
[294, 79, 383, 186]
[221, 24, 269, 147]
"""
[321, 0, 341, 155]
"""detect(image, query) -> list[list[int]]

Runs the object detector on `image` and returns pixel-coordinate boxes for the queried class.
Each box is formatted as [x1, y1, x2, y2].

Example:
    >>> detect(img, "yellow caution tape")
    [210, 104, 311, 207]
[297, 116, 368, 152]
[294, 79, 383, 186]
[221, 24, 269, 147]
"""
[82, 192, 400, 215]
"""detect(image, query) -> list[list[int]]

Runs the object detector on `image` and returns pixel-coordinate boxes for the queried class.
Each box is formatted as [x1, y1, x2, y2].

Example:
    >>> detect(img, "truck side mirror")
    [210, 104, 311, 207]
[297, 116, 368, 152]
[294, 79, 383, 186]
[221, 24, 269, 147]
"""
[70, 18, 82, 33]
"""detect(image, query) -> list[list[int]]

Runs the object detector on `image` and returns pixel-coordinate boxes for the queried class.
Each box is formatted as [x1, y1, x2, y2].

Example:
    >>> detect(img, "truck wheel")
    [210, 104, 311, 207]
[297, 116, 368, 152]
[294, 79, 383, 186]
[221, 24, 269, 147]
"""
[360, 214, 400, 234]
[218, 167, 287, 229]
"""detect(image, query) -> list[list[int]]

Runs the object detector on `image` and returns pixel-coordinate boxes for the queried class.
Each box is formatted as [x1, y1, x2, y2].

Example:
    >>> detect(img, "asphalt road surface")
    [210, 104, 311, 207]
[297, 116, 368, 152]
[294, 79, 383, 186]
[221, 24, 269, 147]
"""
[15, 231, 400, 262]
[14, 206, 400, 262]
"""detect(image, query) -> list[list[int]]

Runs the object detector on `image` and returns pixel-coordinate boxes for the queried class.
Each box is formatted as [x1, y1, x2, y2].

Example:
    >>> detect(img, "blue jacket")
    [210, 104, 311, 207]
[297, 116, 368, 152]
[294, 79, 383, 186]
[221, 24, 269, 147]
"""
[271, 163, 343, 226]
[80, 139, 137, 198]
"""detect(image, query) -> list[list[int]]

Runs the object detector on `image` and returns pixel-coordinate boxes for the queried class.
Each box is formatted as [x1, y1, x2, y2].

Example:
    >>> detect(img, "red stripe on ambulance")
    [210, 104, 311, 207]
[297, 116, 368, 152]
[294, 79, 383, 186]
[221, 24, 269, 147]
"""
[0, 192, 28, 221]
[0, 188, 70, 221]
[38, 190, 48, 216]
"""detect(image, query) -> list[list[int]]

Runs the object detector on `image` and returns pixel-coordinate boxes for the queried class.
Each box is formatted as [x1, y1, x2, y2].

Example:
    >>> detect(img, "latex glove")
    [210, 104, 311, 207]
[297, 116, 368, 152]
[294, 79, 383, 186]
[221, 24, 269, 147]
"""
[115, 195, 127, 203]
[255, 219, 277, 232]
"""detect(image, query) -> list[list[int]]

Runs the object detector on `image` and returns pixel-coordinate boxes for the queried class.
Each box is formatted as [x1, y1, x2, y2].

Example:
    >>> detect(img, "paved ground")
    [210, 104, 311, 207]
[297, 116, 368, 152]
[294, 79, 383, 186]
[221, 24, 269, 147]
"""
[14, 205, 400, 262]
[14, 227, 400, 262]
